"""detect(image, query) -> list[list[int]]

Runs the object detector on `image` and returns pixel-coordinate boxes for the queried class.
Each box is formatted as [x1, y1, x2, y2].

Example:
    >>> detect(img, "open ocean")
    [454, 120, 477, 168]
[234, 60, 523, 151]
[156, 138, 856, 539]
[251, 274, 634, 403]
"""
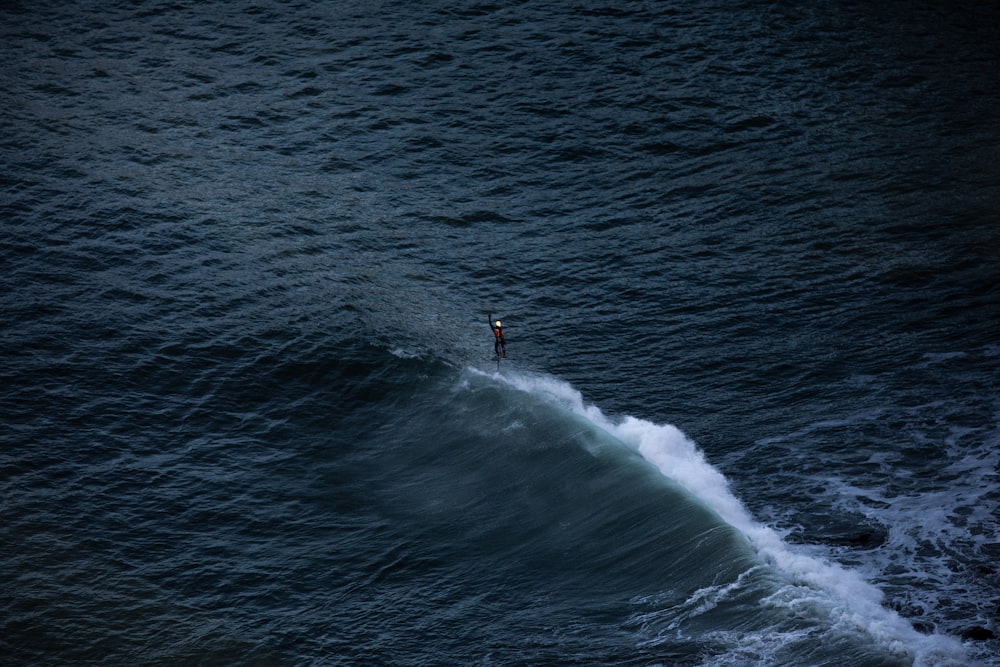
[3, 1, 999, 665]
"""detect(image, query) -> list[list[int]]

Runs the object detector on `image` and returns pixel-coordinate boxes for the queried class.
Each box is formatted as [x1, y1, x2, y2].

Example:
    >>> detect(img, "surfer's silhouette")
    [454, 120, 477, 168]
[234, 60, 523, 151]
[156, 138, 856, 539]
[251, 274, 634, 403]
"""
[488, 313, 506, 358]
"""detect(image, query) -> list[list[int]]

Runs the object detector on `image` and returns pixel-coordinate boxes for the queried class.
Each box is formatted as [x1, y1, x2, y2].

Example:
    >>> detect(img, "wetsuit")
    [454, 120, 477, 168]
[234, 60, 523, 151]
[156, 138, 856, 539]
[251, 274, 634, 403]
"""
[489, 314, 506, 358]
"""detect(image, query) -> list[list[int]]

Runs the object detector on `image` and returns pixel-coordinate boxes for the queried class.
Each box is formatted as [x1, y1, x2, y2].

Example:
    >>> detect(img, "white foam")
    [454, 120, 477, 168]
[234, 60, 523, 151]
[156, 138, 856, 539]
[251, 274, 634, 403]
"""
[490, 370, 971, 666]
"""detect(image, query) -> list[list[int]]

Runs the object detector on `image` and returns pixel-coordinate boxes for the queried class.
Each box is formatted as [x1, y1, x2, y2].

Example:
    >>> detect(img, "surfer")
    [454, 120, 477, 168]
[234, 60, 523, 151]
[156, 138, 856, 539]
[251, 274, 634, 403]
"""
[488, 313, 506, 358]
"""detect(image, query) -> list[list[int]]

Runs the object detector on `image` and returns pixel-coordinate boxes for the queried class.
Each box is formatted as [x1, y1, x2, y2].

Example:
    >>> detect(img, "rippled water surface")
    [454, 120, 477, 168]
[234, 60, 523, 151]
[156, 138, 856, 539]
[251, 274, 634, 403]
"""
[3, 1, 999, 665]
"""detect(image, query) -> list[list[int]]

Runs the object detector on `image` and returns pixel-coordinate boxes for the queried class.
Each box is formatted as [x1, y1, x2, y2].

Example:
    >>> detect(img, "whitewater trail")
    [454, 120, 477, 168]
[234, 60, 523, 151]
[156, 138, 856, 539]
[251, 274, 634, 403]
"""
[488, 368, 970, 667]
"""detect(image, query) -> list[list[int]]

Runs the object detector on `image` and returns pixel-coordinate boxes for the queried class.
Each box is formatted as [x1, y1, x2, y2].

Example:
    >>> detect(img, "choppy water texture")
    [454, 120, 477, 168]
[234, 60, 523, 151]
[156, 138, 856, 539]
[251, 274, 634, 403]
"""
[3, 1, 1000, 665]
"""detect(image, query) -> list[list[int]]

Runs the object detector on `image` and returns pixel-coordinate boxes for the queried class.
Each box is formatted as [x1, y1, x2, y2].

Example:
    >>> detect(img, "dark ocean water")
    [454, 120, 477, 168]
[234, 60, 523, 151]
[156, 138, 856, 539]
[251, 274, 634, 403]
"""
[3, 1, 1000, 665]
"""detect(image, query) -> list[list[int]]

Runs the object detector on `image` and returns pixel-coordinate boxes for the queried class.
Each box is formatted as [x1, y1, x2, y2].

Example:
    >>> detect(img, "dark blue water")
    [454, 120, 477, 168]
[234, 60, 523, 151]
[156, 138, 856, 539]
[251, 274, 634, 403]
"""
[3, 1, 999, 665]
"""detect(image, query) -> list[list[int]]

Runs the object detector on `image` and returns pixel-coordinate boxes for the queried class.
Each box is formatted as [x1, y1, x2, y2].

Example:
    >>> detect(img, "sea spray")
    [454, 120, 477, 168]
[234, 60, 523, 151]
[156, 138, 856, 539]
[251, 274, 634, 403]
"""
[487, 369, 971, 666]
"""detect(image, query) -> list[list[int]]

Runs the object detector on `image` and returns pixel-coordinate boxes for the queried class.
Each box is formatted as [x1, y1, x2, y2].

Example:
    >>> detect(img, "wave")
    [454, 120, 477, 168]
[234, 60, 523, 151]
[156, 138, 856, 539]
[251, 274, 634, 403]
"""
[482, 368, 970, 667]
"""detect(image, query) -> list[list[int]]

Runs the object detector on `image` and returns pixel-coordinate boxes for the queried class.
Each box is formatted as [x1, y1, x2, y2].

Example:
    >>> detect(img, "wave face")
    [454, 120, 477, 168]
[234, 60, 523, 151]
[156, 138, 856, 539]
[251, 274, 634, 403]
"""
[486, 369, 968, 666]
[3, 0, 999, 664]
